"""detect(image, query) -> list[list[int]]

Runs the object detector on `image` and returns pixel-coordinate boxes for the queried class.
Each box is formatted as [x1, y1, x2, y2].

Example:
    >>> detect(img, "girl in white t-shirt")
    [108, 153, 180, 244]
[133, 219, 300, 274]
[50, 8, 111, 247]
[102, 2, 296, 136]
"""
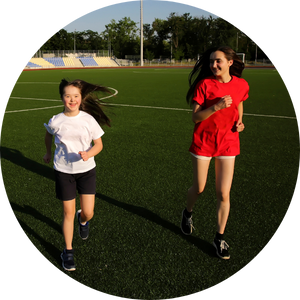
[43, 79, 111, 271]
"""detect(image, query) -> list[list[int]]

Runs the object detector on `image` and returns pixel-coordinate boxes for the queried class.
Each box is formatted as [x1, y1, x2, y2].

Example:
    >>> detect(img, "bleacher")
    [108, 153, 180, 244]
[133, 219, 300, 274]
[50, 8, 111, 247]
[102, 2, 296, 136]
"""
[63, 57, 75, 67]
[78, 57, 98, 67]
[44, 57, 65, 67]
[26, 61, 41, 68]
[94, 57, 119, 67]
[27, 58, 54, 68]
[25, 56, 119, 69]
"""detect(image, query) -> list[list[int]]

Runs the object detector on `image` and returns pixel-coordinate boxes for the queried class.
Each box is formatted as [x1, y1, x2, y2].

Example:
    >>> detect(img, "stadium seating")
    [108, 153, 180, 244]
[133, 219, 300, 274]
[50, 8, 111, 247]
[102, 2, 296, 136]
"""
[94, 57, 119, 67]
[26, 61, 41, 68]
[25, 57, 119, 68]
[63, 57, 75, 67]
[78, 57, 98, 67]
[44, 57, 65, 67]
[29, 58, 54, 68]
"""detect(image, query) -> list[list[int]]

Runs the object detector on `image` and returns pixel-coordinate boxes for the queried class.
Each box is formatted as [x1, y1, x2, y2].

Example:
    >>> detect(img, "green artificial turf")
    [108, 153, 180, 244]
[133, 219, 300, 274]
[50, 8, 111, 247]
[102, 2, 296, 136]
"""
[1, 67, 299, 299]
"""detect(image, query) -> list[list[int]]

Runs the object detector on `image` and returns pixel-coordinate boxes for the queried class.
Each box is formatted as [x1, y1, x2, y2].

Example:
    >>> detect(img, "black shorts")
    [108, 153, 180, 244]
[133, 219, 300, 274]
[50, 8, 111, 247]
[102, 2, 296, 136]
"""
[54, 168, 96, 201]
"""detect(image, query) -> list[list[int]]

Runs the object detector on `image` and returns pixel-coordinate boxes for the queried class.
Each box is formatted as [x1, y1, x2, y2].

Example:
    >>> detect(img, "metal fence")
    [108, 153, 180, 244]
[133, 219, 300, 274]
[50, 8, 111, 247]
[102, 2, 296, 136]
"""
[117, 58, 274, 67]
[33, 50, 113, 58]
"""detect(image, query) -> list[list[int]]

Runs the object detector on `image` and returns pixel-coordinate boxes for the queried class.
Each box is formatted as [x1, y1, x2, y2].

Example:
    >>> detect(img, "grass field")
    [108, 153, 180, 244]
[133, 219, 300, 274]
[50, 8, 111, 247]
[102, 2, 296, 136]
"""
[1, 67, 299, 299]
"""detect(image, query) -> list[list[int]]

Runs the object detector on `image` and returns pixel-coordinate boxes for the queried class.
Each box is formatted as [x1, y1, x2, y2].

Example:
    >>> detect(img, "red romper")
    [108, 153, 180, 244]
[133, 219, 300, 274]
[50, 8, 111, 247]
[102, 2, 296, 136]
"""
[189, 75, 249, 157]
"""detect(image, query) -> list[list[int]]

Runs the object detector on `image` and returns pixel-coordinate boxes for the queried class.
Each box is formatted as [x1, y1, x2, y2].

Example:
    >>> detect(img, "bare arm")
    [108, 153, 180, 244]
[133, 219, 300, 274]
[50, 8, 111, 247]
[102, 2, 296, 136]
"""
[237, 101, 243, 123]
[192, 102, 216, 124]
[79, 137, 103, 162]
[192, 95, 233, 124]
[236, 101, 245, 132]
[43, 131, 53, 163]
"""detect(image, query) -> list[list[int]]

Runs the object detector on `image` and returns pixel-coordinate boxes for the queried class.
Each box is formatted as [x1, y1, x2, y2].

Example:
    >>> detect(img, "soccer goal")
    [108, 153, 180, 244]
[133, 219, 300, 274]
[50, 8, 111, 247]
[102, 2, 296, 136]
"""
[237, 53, 245, 63]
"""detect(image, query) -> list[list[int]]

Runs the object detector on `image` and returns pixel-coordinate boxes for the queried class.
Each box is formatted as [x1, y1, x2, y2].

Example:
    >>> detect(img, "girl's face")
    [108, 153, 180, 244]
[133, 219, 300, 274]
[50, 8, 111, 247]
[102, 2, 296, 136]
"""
[62, 85, 82, 116]
[210, 51, 233, 81]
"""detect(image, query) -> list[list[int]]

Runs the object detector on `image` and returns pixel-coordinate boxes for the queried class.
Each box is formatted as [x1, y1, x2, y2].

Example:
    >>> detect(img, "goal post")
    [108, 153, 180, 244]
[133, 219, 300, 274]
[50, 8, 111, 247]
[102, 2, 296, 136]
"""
[236, 53, 245, 63]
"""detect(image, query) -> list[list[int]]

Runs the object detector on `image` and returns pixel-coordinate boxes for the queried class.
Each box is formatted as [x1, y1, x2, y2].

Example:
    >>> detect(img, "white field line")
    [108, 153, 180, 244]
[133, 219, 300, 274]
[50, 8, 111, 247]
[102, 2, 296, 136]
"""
[7, 87, 119, 113]
[5, 105, 63, 113]
[16, 82, 58, 84]
[7, 95, 296, 119]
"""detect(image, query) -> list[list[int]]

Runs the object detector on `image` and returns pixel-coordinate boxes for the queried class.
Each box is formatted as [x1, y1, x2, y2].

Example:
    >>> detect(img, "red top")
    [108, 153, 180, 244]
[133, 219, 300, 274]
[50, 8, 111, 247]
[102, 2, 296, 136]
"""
[189, 75, 249, 157]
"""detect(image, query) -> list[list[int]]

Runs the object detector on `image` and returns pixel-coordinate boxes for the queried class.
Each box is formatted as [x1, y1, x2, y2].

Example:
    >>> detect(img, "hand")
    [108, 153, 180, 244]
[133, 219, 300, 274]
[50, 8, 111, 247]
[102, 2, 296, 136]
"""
[236, 121, 245, 132]
[214, 95, 233, 111]
[79, 151, 90, 161]
[43, 153, 51, 164]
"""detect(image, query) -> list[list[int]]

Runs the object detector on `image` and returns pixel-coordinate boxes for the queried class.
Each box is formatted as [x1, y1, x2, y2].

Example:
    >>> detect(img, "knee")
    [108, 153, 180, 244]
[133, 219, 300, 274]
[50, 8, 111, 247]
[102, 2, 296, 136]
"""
[82, 210, 94, 221]
[190, 185, 205, 195]
[217, 190, 230, 202]
[64, 209, 75, 220]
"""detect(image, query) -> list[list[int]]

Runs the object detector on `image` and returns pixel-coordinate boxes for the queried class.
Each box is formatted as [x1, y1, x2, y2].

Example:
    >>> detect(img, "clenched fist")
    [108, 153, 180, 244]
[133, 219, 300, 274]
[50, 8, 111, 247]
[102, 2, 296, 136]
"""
[214, 95, 233, 111]
[79, 151, 90, 161]
[43, 153, 51, 164]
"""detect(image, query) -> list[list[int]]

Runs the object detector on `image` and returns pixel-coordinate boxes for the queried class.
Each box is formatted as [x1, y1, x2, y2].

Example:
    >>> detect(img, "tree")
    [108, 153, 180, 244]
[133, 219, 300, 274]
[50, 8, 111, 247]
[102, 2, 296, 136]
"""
[167, 13, 183, 51]
[40, 29, 73, 51]
[173, 46, 185, 60]
[145, 49, 155, 61]
[101, 17, 139, 58]
[152, 18, 169, 58]
[210, 18, 236, 49]
[143, 23, 156, 55]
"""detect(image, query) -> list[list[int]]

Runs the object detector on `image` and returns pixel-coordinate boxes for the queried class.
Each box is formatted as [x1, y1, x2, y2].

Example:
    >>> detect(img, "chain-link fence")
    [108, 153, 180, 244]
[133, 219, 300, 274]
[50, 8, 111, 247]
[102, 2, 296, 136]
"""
[33, 50, 112, 58]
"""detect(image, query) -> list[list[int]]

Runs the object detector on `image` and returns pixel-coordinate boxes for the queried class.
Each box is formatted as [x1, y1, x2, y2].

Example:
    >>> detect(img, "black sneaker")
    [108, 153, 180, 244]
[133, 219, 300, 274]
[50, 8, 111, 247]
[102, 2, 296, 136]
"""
[213, 238, 230, 259]
[61, 249, 76, 271]
[76, 210, 89, 240]
[180, 209, 195, 235]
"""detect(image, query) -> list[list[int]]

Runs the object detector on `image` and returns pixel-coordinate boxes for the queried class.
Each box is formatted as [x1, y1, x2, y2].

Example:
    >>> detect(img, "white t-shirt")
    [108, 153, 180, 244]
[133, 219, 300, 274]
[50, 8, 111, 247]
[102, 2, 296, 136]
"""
[44, 111, 104, 174]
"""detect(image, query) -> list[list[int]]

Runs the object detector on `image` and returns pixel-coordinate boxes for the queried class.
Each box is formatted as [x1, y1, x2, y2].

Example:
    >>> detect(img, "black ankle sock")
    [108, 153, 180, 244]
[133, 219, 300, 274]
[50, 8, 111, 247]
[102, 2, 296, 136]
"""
[184, 208, 192, 218]
[215, 232, 223, 241]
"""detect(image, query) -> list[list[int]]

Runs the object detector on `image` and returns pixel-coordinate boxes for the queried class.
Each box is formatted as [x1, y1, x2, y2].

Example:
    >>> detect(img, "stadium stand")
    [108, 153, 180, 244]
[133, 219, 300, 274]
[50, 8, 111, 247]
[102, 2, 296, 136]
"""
[29, 58, 54, 68]
[25, 57, 119, 68]
[63, 57, 75, 67]
[44, 57, 65, 67]
[78, 57, 98, 67]
[94, 57, 119, 67]
[26, 61, 42, 68]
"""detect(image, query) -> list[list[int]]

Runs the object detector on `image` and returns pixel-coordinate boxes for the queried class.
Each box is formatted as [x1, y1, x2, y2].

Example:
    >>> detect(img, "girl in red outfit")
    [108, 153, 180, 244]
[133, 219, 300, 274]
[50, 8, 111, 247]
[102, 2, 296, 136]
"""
[181, 46, 249, 259]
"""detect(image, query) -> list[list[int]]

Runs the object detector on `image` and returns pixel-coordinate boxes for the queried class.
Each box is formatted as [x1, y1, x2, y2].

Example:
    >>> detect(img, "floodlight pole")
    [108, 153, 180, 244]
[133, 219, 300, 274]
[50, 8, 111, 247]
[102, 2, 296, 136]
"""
[74, 29, 76, 54]
[140, 0, 143, 66]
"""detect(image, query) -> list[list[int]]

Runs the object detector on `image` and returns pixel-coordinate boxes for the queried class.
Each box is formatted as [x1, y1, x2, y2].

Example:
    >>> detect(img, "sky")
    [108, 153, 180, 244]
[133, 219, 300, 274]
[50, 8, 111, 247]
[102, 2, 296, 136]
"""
[63, 0, 218, 34]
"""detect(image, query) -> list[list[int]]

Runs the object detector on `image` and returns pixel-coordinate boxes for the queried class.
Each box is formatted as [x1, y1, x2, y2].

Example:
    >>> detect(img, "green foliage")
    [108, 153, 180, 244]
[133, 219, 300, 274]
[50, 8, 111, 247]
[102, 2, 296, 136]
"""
[145, 49, 155, 61]
[39, 13, 264, 60]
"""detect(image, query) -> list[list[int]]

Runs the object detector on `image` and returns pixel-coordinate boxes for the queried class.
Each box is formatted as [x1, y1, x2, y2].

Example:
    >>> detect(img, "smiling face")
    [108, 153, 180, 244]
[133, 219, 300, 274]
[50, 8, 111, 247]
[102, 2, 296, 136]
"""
[210, 50, 233, 83]
[62, 85, 82, 116]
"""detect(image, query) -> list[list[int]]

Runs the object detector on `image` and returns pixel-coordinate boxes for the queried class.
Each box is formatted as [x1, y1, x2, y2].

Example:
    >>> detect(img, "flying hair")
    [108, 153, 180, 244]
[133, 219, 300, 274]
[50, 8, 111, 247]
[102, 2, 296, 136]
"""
[59, 79, 112, 127]
[186, 46, 245, 106]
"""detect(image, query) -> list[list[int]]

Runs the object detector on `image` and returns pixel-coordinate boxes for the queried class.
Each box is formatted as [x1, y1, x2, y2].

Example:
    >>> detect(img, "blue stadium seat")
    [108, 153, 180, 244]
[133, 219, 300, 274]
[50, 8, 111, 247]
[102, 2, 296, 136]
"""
[44, 57, 65, 67]
[27, 62, 41, 68]
[78, 57, 98, 67]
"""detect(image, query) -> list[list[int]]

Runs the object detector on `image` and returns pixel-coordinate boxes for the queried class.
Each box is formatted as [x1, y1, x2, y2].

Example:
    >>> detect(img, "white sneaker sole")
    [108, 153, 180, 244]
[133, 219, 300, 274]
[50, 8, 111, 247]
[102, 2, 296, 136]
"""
[213, 241, 230, 260]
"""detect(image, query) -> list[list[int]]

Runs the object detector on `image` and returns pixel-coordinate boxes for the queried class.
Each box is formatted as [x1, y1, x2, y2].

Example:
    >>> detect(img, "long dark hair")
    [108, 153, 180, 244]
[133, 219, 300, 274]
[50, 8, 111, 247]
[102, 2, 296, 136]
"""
[59, 79, 112, 127]
[186, 46, 245, 106]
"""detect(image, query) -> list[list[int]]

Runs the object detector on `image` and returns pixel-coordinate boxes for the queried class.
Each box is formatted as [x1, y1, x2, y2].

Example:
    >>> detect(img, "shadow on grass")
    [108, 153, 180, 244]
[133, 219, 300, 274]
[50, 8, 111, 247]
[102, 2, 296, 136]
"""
[97, 193, 215, 257]
[2, 146, 215, 258]
[7, 202, 61, 265]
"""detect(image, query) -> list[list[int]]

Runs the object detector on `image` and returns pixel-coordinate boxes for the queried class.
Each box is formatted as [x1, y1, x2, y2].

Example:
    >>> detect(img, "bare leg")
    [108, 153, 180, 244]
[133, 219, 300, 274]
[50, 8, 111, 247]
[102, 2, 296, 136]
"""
[79, 194, 95, 224]
[62, 199, 76, 250]
[186, 155, 211, 212]
[215, 157, 235, 234]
